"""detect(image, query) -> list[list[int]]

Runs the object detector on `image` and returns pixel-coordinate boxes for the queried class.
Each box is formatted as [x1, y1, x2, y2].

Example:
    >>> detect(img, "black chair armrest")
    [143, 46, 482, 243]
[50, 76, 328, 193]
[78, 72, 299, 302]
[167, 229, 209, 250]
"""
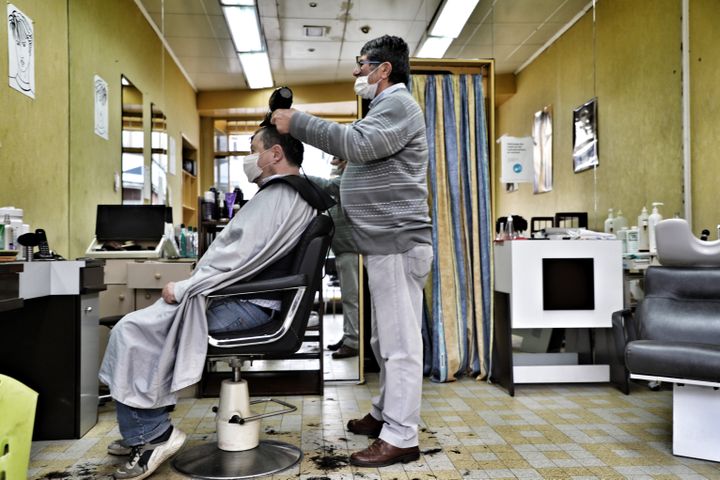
[208, 274, 308, 298]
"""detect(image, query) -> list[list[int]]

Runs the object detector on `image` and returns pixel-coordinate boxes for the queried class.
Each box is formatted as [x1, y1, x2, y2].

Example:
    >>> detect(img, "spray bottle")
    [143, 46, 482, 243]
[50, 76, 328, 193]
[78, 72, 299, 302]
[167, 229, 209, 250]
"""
[637, 206, 649, 252]
[648, 202, 664, 254]
[604, 208, 615, 234]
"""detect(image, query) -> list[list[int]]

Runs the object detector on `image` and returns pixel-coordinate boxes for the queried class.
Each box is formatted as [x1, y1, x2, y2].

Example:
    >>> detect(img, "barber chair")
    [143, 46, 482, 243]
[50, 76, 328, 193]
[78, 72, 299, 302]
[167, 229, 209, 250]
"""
[172, 215, 334, 479]
[612, 219, 720, 462]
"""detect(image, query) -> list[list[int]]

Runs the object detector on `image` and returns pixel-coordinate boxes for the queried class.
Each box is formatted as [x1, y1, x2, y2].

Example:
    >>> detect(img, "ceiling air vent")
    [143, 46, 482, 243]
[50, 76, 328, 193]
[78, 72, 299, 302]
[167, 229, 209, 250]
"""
[303, 25, 327, 37]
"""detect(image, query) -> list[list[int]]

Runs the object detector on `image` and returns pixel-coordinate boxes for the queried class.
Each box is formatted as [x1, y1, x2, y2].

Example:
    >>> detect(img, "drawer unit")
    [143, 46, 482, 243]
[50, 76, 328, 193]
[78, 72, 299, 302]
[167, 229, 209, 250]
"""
[104, 259, 129, 285]
[127, 262, 194, 289]
[99, 259, 194, 318]
[99, 284, 135, 317]
[135, 288, 162, 310]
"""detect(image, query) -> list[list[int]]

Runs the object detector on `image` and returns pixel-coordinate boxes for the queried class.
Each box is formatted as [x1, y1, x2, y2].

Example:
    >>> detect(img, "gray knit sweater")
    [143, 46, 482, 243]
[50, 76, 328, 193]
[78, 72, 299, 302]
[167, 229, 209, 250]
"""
[291, 85, 431, 255]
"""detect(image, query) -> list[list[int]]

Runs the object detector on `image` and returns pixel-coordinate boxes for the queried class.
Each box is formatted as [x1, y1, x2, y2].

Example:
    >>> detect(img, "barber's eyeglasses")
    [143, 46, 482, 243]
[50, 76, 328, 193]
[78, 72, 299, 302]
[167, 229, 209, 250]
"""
[355, 56, 381, 69]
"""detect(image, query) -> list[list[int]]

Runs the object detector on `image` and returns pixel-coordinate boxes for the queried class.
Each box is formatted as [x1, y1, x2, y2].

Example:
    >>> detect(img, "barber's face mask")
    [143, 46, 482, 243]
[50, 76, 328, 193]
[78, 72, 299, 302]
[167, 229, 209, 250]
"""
[354, 65, 381, 100]
[243, 151, 266, 182]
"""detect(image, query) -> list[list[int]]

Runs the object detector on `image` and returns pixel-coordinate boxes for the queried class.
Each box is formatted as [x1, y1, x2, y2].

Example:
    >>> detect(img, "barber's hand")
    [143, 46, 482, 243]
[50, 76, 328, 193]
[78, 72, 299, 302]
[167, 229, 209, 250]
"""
[162, 282, 177, 304]
[271, 108, 296, 134]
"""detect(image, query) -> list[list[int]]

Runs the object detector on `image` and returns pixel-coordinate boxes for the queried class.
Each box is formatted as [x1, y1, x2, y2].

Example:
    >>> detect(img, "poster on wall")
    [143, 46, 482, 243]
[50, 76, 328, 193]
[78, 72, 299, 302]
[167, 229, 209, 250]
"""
[94, 75, 109, 139]
[7, 4, 35, 98]
[533, 106, 553, 193]
[498, 135, 534, 184]
[572, 98, 598, 173]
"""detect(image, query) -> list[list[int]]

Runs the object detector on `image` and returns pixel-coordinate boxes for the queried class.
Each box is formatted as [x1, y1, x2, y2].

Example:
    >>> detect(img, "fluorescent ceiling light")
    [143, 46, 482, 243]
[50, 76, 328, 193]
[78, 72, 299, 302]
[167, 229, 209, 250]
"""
[239, 52, 273, 89]
[416, 36, 453, 58]
[220, 0, 255, 5]
[430, 0, 480, 38]
[223, 5, 262, 53]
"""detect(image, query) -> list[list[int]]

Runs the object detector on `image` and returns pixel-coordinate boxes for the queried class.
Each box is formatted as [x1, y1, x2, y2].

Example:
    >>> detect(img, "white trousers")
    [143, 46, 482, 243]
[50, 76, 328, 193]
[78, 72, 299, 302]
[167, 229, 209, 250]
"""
[365, 243, 433, 448]
[335, 252, 360, 349]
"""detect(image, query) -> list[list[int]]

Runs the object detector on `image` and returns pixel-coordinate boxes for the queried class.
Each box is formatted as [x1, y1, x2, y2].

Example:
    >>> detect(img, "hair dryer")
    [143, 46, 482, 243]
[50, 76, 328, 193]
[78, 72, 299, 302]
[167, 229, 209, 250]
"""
[260, 86, 293, 127]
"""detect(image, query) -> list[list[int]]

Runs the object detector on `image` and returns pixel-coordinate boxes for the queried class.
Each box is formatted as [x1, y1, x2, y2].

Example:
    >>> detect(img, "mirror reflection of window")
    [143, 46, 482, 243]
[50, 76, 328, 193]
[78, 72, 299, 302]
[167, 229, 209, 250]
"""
[121, 76, 144, 204]
[151, 104, 168, 205]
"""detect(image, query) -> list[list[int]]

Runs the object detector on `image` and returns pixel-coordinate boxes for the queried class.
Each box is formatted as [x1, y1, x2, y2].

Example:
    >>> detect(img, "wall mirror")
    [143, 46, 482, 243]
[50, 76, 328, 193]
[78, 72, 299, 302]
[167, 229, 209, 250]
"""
[209, 119, 364, 385]
[151, 103, 168, 205]
[121, 76, 144, 204]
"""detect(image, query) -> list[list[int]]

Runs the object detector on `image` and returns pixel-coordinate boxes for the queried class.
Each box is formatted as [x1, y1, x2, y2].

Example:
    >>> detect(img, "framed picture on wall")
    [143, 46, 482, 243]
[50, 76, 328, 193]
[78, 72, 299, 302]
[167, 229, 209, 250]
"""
[572, 98, 598, 173]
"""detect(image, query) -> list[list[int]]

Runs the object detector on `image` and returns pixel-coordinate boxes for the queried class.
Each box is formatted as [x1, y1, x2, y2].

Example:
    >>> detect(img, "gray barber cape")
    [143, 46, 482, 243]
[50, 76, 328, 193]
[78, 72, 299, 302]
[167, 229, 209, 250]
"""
[99, 182, 315, 408]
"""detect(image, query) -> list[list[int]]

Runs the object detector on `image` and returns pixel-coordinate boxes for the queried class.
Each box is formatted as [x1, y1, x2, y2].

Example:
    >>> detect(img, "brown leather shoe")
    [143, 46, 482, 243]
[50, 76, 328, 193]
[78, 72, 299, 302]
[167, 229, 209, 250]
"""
[347, 413, 384, 437]
[332, 344, 358, 359]
[350, 438, 420, 467]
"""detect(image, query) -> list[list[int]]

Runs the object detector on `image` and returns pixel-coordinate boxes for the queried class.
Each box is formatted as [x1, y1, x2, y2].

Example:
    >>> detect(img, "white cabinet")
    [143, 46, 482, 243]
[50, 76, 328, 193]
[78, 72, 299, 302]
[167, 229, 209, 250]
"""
[491, 240, 623, 395]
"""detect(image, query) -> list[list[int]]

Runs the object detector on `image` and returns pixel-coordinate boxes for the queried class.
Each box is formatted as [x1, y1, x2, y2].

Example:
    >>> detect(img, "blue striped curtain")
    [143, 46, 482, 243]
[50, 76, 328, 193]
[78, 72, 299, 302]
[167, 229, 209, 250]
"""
[411, 74, 493, 382]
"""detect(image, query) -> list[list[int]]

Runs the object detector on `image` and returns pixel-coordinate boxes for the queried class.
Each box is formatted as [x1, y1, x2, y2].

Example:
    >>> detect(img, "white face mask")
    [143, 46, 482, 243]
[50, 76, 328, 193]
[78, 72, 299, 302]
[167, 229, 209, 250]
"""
[243, 152, 263, 182]
[354, 65, 381, 100]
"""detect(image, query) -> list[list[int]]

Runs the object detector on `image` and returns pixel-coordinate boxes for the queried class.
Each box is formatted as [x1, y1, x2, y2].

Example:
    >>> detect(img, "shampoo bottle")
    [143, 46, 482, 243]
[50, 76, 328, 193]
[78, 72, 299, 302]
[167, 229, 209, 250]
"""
[613, 210, 629, 232]
[637, 206, 649, 252]
[604, 208, 615, 233]
[648, 202, 664, 254]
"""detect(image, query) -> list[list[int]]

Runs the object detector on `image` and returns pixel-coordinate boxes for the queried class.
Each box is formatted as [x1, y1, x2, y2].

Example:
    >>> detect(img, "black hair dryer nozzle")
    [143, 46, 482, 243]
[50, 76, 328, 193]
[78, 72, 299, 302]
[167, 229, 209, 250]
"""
[260, 86, 293, 127]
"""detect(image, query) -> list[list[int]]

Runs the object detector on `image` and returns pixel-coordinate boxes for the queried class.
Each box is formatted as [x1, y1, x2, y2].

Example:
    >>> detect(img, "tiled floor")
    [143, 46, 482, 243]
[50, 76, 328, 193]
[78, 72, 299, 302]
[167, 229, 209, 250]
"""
[29, 377, 720, 480]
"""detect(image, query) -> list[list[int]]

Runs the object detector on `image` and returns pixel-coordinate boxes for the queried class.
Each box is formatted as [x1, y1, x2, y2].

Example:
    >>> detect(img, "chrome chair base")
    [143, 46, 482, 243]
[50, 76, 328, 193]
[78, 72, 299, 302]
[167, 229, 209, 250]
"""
[171, 440, 302, 479]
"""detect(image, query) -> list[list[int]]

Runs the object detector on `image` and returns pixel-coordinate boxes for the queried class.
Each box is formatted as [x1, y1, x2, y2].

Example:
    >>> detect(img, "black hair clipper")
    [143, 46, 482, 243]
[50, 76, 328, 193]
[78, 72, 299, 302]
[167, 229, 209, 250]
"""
[260, 86, 293, 127]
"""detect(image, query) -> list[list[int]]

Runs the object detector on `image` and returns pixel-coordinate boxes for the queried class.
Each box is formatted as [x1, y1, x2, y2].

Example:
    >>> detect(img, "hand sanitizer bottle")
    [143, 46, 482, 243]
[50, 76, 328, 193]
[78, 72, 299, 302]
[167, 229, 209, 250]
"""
[648, 202, 664, 254]
[637, 206, 649, 252]
[604, 208, 615, 233]
[613, 210, 629, 233]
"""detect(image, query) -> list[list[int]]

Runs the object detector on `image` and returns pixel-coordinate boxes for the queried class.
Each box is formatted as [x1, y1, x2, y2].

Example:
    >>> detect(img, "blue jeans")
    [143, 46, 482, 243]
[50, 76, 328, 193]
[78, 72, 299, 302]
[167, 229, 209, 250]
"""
[206, 299, 274, 333]
[116, 300, 273, 444]
[116, 401, 171, 446]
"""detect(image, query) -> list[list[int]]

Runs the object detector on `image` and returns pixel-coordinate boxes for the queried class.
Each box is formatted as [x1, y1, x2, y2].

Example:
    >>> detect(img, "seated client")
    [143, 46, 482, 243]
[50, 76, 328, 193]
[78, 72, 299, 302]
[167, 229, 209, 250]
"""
[99, 125, 333, 480]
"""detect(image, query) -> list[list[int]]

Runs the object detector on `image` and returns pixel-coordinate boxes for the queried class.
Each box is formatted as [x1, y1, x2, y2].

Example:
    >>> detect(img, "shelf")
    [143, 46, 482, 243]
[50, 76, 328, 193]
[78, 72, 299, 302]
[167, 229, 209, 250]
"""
[182, 205, 196, 211]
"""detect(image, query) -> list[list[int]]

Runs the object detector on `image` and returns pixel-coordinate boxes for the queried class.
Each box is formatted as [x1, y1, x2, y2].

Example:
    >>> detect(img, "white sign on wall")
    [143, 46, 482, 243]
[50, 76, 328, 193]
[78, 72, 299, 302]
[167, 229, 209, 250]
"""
[94, 75, 109, 139]
[498, 135, 533, 183]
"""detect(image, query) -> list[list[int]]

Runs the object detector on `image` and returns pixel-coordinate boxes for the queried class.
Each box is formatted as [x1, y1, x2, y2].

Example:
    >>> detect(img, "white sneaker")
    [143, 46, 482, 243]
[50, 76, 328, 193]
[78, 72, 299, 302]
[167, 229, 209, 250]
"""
[113, 427, 186, 479]
[107, 438, 131, 456]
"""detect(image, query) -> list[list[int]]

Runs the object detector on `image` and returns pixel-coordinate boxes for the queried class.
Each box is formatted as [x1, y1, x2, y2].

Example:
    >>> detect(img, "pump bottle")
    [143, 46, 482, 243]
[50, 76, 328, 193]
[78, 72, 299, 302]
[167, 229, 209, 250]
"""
[648, 202, 664, 254]
[637, 206, 649, 252]
[604, 208, 615, 233]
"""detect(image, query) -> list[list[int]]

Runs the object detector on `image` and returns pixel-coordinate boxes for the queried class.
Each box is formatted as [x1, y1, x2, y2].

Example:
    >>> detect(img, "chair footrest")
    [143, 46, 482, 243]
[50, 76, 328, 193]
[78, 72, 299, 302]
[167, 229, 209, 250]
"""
[172, 440, 302, 479]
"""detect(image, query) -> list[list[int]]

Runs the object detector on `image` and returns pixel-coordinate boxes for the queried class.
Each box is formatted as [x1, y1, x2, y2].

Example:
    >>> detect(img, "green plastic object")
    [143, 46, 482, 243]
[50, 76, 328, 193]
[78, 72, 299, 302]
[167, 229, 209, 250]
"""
[0, 374, 38, 480]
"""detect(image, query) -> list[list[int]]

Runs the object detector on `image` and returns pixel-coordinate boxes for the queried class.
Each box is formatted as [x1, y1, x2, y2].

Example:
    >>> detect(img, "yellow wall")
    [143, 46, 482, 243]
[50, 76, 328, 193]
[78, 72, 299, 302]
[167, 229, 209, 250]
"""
[0, 0, 70, 255]
[495, 1, 684, 231]
[1, 0, 199, 259]
[690, 0, 720, 234]
[68, 0, 198, 258]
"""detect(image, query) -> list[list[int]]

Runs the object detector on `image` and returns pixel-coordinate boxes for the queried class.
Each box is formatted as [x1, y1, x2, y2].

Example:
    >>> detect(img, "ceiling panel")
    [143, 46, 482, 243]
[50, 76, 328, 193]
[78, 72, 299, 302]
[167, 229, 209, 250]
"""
[142, 0, 222, 16]
[193, 73, 247, 90]
[283, 40, 342, 60]
[166, 36, 235, 58]
[278, 18, 346, 42]
[152, 13, 228, 39]
[349, 0, 426, 21]
[279, 0, 347, 20]
[178, 56, 243, 74]
[138, 0, 592, 91]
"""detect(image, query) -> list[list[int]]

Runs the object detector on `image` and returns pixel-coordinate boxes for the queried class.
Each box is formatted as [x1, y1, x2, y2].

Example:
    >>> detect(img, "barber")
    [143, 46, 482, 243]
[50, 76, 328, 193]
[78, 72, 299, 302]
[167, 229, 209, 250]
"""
[272, 34, 432, 468]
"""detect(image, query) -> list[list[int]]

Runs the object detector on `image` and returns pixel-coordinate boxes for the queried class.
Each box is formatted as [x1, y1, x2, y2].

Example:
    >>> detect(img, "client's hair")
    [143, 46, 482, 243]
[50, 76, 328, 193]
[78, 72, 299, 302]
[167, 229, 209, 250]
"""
[254, 126, 304, 167]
